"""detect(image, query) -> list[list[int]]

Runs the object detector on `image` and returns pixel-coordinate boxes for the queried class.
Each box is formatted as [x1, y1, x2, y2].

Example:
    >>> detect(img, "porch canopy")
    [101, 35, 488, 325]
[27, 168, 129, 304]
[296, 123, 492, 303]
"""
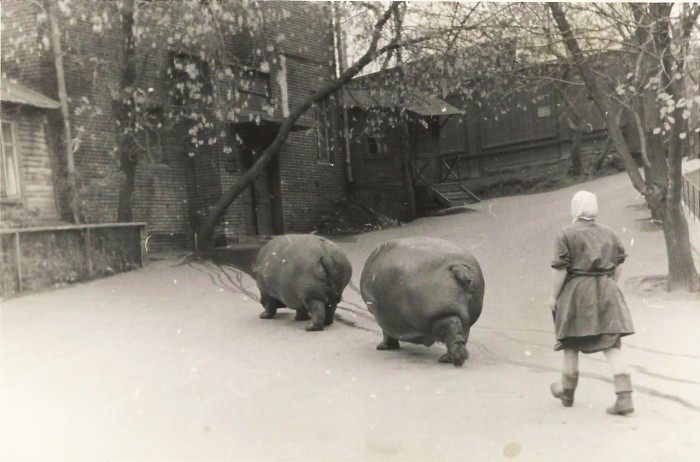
[341, 88, 463, 116]
[0, 78, 60, 109]
[228, 108, 316, 132]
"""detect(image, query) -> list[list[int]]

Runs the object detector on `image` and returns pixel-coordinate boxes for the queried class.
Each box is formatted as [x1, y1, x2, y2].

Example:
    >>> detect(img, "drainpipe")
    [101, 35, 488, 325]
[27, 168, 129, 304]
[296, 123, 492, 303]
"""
[332, 2, 353, 183]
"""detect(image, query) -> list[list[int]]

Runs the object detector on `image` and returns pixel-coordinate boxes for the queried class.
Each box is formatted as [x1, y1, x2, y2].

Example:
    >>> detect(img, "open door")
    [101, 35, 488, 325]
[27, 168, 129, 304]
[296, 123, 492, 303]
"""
[234, 126, 284, 237]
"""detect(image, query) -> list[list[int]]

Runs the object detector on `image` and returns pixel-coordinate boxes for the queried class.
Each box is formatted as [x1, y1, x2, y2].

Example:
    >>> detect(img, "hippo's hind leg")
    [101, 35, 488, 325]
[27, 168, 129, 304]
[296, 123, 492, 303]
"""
[377, 332, 400, 350]
[259, 294, 284, 320]
[304, 299, 326, 331]
[294, 307, 311, 321]
[324, 304, 337, 326]
[433, 316, 468, 367]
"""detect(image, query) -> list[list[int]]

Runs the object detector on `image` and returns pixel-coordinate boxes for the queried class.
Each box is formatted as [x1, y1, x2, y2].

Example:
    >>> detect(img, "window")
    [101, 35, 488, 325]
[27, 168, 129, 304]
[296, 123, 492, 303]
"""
[316, 98, 332, 163]
[169, 53, 213, 106]
[537, 104, 552, 118]
[0, 120, 21, 200]
[144, 108, 167, 165]
[367, 135, 387, 155]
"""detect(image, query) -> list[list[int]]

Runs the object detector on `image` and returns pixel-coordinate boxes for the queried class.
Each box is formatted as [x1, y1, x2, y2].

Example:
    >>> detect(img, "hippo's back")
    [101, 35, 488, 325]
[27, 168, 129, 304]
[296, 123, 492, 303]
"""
[254, 234, 352, 307]
[360, 237, 484, 342]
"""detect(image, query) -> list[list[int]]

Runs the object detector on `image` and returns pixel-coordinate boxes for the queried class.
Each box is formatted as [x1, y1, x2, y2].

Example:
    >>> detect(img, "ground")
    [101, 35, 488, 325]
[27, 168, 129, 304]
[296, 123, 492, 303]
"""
[1, 173, 699, 461]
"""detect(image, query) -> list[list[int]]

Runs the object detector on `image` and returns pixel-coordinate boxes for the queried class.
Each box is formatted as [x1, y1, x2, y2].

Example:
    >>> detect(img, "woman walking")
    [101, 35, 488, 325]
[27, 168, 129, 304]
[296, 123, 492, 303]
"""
[548, 190, 636, 415]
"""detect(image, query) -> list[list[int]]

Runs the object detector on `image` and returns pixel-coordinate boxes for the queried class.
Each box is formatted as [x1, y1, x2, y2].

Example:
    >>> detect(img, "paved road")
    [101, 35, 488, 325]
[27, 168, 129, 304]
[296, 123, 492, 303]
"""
[1, 173, 699, 461]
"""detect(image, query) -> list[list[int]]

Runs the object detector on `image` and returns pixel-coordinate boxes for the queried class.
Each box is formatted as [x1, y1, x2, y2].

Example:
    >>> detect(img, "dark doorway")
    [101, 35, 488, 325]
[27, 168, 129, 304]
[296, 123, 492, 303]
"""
[234, 126, 284, 237]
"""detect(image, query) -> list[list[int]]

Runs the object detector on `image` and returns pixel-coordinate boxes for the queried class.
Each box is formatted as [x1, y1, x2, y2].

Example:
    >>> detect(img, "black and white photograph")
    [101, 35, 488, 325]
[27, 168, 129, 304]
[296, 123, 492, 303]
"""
[1, 0, 699, 460]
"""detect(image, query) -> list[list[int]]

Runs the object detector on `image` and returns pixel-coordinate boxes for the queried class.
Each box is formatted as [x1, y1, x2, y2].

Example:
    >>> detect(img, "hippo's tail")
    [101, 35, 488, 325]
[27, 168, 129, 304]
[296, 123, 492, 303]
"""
[449, 264, 473, 293]
[319, 255, 349, 301]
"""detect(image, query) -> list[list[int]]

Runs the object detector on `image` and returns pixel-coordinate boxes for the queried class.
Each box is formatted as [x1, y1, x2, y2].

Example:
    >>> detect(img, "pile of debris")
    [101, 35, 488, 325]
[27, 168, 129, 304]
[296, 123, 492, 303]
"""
[315, 198, 399, 235]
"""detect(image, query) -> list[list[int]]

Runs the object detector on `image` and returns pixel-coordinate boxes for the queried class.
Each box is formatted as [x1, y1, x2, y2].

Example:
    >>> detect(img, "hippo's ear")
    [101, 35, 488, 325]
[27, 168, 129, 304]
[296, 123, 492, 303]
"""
[449, 265, 473, 293]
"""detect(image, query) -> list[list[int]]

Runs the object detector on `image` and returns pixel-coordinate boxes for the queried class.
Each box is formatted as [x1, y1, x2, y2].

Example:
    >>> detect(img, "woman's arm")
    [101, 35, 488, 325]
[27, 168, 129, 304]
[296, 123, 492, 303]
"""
[613, 266, 623, 282]
[548, 268, 568, 312]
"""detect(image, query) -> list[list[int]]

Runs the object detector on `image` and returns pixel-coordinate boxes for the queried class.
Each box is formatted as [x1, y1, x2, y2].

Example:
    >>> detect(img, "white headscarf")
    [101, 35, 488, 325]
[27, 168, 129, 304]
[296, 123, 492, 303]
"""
[571, 190, 598, 222]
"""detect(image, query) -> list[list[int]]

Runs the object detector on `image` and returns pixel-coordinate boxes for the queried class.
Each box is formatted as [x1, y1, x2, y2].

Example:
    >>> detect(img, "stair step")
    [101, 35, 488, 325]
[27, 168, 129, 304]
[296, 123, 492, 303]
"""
[442, 193, 472, 200]
[433, 185, 464, 192]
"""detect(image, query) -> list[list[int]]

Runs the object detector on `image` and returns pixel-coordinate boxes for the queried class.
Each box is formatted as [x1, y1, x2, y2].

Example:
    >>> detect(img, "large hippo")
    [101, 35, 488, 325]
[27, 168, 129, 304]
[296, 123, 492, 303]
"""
[360, 237, 484, 366]
[253, 234, 352, 331]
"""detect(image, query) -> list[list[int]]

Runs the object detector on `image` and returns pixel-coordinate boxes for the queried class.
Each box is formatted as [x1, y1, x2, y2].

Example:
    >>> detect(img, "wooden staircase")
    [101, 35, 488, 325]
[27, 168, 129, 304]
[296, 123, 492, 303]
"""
[430, 182, 480, 208]
[412, 154, 481, 214]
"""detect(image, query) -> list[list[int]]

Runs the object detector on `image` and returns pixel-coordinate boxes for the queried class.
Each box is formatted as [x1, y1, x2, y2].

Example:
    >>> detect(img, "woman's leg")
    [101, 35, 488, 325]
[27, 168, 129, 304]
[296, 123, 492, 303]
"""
[551, 349, 579, 407]
[603, 347, 634, 415]
[563, 349, 579, 376]
[602, 347, 630, 375]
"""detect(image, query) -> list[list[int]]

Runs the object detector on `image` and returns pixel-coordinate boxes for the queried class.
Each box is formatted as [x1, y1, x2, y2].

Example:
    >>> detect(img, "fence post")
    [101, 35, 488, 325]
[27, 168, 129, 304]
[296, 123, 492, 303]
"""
[84, 227, 93, 278]
[139, 225, 146, 267]
[14, 232, 22, 292]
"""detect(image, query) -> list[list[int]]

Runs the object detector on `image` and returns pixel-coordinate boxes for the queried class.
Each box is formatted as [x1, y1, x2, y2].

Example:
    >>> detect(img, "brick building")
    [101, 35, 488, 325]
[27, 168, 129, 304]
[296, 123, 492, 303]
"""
[1, 1, 346, 251]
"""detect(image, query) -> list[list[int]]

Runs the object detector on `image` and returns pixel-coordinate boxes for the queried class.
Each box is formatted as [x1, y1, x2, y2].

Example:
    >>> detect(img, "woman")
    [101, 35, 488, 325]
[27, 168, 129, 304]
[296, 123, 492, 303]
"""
[548, 190, 635, 415]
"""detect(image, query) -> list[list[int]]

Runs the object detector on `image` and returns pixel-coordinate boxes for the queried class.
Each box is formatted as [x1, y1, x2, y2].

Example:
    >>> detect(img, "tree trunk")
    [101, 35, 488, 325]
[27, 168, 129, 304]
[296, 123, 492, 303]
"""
[399, 120, 416, 221]
[47, 0, 79, 223]
[592, 136, 611, 174]
[196, 5, 399, 249]
[645, 130, 667, 221]
[570, 127, 583, 177]
[117, 155, 137, 222]
[663, 202, 700, 291]
[115, 0, 138, 223]
[392, 4, 416, 222]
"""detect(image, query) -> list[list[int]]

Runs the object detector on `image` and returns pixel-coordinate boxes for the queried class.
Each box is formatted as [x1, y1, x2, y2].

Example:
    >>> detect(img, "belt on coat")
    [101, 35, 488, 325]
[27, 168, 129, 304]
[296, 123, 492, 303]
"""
[568, 269, 614, 277]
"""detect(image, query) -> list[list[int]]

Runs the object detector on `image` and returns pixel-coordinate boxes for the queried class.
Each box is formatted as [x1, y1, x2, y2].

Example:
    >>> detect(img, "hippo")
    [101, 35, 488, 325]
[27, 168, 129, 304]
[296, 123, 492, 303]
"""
[360, 237, 484, 366]
[253, 234, 352, 331]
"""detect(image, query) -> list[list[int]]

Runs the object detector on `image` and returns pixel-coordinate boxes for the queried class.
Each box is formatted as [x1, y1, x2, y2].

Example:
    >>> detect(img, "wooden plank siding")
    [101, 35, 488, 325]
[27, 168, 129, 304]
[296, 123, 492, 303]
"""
[348, 82, 635, 218]
[348, 109, 408, 219]
[0, 104, 60, 222]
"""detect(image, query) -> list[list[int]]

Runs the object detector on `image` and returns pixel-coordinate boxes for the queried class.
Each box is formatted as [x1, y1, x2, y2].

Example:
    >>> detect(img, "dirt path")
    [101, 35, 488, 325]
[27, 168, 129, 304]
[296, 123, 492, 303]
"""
[1, 173, 699, 461]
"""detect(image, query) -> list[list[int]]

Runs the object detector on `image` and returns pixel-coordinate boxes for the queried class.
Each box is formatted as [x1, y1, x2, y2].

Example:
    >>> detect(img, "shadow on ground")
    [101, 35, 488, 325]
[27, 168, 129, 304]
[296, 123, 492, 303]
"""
[188, 246, 262, 276]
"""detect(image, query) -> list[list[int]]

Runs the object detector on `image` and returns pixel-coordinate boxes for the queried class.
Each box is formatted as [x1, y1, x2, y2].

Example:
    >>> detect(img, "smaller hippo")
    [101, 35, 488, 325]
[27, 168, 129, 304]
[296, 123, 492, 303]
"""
[253, 234, 352, 331]
[360, 237, 484, 366]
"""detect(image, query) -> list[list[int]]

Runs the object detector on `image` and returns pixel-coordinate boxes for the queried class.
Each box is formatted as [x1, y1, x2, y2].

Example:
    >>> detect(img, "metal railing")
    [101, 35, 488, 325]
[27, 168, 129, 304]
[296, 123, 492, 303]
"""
[682, 170, 700, 222]
[0, 222, 146, 294]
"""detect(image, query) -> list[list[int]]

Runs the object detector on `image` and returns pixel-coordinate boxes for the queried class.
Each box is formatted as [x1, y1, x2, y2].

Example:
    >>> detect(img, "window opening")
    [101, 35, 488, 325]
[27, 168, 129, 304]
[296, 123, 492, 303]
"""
[0, 120, 21, 200]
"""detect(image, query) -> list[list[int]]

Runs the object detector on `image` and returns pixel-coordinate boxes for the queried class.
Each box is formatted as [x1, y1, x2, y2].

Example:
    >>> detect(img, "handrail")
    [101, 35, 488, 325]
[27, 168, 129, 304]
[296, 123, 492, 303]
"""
[411, 158, 432, 186]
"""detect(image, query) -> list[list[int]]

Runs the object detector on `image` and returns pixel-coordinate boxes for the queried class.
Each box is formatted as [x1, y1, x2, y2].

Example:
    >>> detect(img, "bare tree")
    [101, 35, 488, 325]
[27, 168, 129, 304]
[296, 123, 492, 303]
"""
[548, 2, 699, 291]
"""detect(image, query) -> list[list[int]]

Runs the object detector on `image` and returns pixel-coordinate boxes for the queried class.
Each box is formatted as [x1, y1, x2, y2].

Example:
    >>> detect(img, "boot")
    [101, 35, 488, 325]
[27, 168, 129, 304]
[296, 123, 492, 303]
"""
[551, 373, 578, 407]
[607, 374, 634, 415]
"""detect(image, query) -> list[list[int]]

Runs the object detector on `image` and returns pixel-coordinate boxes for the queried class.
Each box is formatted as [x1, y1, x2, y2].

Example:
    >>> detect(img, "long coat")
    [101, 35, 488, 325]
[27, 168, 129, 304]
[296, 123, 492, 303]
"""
[551, 220, 635, 350]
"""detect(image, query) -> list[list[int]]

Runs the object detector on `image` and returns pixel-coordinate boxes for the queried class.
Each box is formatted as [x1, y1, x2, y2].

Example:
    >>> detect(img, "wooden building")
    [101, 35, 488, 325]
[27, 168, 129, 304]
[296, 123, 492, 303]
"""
[344, 71, 634, 219]
[0, 78, 62, 225]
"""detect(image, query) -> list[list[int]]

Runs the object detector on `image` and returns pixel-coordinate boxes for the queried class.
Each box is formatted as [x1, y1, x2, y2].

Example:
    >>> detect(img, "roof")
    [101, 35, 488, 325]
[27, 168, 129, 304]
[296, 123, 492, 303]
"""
[342, 88, 463, 116]
[0, 78, 60, 110]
